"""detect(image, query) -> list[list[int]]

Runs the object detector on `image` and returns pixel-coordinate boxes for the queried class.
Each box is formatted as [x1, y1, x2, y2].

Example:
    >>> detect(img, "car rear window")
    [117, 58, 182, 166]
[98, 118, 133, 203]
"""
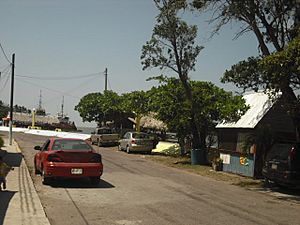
[52, 140, 93, 151]
[266, 143, 293, 160]
[132, 133, 150, 139]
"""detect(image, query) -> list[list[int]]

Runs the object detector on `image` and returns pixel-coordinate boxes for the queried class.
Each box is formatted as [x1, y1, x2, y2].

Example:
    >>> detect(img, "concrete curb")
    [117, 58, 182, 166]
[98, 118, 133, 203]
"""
[1, 138, 51, 225]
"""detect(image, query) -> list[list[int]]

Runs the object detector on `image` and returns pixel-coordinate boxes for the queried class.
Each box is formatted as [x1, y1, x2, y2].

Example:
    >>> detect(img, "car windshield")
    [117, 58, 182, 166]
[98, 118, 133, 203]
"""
[52, 139, 93, 151]
[132, 133, 150, 139]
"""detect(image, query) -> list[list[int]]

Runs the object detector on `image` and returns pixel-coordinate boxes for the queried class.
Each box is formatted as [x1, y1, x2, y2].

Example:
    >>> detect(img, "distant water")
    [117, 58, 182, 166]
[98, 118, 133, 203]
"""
[77, 127, 96, 135]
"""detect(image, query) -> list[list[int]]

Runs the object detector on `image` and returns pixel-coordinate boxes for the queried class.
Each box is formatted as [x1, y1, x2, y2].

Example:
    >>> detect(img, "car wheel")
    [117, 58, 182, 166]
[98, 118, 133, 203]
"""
[126, 146, 131, 154]
[148, 150, 152, 155]
[41, 167, 51, 185]
[90, 176, 100, 185]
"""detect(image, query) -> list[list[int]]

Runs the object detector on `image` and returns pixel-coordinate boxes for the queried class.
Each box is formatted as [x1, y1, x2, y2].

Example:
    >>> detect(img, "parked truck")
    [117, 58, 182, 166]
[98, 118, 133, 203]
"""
[90, 127, 119, 147]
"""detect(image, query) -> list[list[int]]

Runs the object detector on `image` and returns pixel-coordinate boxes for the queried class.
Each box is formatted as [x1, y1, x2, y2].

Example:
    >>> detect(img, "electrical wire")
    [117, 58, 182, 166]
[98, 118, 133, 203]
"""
[42, 75, 101, 104]
[108, 77, 112, 90]
[15, 78, 79, 99]
[15, 72, 104, 80]
[0, 42, 11, 64]
[0, 64, 11, 80]
[0, 67, 11, 94]
[0, 63, 11, 71]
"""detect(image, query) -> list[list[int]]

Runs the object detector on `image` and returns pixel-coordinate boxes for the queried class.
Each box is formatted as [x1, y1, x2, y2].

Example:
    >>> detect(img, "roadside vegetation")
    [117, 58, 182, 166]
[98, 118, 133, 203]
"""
[143, 145, 263, 188]
[74, 0, 300, 178]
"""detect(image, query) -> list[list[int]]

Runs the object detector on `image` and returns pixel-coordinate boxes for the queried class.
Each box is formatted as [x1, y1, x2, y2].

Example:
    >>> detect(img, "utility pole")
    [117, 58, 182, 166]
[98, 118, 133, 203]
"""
[9, 53, 15, 145]
[104, 68, 108, 91]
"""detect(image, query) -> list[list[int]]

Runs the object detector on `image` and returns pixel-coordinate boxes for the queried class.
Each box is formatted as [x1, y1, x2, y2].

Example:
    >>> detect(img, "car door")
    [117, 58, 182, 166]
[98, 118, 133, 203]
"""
[37, 140, 51, 170]
[120, 132, 129, 149]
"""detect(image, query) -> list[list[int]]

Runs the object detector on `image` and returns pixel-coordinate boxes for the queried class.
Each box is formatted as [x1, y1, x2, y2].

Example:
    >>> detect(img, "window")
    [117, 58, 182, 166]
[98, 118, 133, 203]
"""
[52, 140, 92, 151]
[42, 140, 50, 151]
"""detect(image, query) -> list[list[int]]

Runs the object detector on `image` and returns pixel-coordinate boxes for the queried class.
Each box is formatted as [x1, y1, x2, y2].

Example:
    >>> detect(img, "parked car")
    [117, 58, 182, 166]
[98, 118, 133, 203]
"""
[34, 138, 103, 185]
[164, 132, 178, 143]
[90, 127, 119, 146]
[118, 132, 153, 154]
[262, 142, 300, 188]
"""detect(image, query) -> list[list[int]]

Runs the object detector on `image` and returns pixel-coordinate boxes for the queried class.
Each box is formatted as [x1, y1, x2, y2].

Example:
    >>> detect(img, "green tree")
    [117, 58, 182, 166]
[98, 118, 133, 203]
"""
[191, 0, 300, 54]
[190, 0, 300, 140]
[148, 76, 248, 154]
[121, 90, 150, 132]
[0, 101, 9, 119]
[75, 91, 127, 127]
[141, 0, 204, 150]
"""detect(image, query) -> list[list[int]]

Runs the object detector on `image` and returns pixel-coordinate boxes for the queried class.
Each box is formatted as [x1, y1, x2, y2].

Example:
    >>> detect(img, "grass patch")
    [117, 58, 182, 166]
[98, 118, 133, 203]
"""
[146, 151, 263, 189]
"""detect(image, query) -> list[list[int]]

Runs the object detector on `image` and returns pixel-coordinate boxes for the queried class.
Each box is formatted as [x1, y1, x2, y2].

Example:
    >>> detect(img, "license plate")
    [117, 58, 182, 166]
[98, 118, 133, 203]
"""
[271, 164, 277, 170]
[71, 168, 83, 174]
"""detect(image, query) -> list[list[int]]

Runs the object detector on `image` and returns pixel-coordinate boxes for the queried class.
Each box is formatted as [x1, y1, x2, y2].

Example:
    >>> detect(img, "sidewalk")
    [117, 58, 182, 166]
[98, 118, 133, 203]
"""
[0, 138, 50, 225]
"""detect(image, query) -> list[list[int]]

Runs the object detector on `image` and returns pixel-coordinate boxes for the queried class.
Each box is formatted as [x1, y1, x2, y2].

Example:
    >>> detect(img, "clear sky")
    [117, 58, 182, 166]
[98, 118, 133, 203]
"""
[0, 0, 259, 128]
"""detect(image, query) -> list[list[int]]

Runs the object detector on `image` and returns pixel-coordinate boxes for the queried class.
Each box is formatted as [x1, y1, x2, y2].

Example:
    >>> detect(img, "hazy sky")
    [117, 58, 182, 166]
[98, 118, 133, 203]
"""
[0, 0, 259, 127]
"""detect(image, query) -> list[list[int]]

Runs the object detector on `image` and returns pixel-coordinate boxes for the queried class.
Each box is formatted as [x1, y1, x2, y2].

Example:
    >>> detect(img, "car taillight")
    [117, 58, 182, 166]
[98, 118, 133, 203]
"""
[131, 139, 136, 144]
[290, 147, 297, 159]
[47, 154, 63, 162]
[90, 154, 102, 163]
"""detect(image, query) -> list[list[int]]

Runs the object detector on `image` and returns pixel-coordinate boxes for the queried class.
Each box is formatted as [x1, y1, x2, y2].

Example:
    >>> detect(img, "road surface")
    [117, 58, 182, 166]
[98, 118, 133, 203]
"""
[8, 132, 300, 225]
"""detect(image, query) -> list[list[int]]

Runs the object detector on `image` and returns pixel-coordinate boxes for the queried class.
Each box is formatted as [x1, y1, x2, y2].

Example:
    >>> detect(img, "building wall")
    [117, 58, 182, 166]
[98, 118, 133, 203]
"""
[217, 102, 296, 177]
[220, 151, 255, 177]
[257, 104, 296, 141]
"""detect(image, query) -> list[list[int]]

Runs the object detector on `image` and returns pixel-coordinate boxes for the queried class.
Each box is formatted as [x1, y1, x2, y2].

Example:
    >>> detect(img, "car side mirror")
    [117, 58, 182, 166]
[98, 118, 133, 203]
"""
[34, 146, 42, 151]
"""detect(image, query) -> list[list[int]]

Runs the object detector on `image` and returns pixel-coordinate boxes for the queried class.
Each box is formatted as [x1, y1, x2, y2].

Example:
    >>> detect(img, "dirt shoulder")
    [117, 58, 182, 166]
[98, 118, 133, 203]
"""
[145, 152, 264, 188]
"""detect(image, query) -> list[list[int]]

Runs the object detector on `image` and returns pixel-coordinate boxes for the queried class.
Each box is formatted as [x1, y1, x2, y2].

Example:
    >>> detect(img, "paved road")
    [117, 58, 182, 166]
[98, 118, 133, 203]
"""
[10, 132, 300, 225]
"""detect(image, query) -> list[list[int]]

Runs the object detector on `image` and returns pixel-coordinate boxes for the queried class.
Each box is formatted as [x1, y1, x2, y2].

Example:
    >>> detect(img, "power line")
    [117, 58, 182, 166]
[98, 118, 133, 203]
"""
[0, 63, 11, 71]
[0, 42, 11, 64]
[0, 67, 11, 94]
[15, 72, 100, 102]
[15, 72, 104, 80]
[15, 78, 79, 99]
[42, 75, 100, 104]
[0, 64, 11, 79]
[108, 77, 112, 90]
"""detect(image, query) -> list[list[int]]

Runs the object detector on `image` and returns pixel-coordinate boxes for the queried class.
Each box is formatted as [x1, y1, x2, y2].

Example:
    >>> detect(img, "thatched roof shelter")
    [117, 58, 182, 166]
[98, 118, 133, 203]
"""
[129, 113, 167, 131]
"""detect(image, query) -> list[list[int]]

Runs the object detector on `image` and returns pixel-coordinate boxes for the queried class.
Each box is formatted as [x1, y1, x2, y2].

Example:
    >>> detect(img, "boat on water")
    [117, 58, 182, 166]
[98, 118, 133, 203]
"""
[2, 111, 77, 132]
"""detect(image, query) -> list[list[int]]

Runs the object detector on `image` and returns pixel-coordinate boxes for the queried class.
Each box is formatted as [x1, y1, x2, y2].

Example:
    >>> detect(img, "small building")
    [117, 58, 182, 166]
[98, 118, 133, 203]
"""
[216, 91, 295, 177]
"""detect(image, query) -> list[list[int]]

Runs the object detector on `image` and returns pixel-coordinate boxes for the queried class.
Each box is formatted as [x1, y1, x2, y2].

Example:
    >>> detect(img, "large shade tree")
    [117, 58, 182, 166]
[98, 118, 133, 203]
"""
[75, 91, 128, 128]
[148, 76, 248, 153]
[121, 90, 150, 132]
[190, 0, 300, 140]
[141, 0, 204, 150]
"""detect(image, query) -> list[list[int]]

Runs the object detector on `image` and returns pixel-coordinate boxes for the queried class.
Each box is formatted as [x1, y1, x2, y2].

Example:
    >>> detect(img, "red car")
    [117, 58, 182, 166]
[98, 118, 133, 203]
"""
[34, 138, 103, 185]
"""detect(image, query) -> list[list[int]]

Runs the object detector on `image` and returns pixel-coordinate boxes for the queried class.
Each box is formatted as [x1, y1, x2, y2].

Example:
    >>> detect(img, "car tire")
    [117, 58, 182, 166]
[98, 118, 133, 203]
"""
[126, 146, 131, 154]
[41, 167, 51, 185]
[148, 150, 152, 155]
[90, 176, 100, 185]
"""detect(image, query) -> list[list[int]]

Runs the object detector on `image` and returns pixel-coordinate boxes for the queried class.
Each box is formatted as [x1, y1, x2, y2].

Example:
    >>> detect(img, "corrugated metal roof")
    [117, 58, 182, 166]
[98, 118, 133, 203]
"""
[216, 92, 275, 129]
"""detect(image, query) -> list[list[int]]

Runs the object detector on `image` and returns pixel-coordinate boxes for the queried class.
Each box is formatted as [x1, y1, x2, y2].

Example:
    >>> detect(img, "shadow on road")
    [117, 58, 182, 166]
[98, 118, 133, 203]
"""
[48, 178, 115, 189]
[0, 190, 17, 225]
[260, 182, 300, 203]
